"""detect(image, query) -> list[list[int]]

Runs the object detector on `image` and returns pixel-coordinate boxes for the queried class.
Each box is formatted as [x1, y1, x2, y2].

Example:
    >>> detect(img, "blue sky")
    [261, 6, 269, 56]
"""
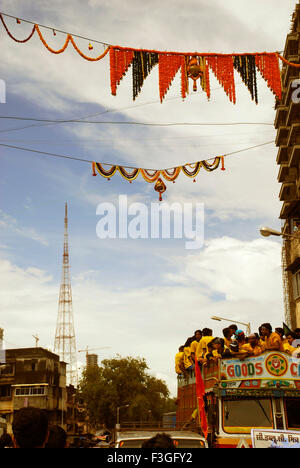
[0, 0, 296, 395]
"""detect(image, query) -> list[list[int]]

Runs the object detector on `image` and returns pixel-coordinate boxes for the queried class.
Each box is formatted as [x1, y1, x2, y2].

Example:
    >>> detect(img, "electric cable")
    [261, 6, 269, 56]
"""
[0, 140, 275, 172]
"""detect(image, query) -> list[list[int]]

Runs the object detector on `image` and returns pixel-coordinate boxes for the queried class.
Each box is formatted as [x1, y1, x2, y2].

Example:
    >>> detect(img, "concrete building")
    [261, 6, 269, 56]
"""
[86, 353, 98, 370]
[0, 347, 79, 434]
[276, 3, 300, 329]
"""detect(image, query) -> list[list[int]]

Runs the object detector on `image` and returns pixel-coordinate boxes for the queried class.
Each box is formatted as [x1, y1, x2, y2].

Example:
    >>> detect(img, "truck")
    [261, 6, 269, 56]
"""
[176, 351, 300, 448]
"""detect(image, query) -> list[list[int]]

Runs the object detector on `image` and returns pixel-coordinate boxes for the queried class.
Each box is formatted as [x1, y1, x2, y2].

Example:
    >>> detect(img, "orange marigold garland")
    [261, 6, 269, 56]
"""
[110, 48, 134, 96]
[159, 54, 183, 102]
[208, 55, 236, 103]
[0, 14, 36, 42]
[255, 53, 282, 100]
[161, 167, 181, 182]
[140, 169, 161, 183]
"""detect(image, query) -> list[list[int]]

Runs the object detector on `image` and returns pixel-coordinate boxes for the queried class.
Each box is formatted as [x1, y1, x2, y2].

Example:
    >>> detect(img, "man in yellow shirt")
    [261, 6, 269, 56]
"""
[190, 330, 202, 363]
[260, 323, 284, 352]
[183, 337, 194, 371]
[196, 328, 214, 363]
[248, 334, 265, 356]
[283, 333, 300, 357]
[175, 346, 185, 374]
[222, 327, 232, 348]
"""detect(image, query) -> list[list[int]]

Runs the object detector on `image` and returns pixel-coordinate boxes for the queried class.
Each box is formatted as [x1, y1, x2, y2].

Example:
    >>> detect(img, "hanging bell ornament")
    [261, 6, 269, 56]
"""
[88, 43, 93, 50]
[154, 178, 167, 202]
[187, 57, 203, 92]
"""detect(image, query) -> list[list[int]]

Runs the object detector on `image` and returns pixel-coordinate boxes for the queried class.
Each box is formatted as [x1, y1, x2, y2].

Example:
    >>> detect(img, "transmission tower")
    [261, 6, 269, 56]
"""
[54, 203, 78, 386]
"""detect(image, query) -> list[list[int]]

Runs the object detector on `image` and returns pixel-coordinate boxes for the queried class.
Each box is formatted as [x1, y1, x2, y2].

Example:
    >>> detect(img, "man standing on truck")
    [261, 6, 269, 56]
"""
[175, 346, 185, 374]
[260, 323, 284, 352]
[190, 330, 202, 363]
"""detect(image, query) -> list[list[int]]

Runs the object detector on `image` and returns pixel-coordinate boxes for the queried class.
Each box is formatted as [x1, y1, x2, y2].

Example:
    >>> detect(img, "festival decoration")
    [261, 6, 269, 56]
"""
[92, 156, 223, 200]
[3, 13, 299, 103]
[154, 178, 167, 201]
[233, 55, 258, 103]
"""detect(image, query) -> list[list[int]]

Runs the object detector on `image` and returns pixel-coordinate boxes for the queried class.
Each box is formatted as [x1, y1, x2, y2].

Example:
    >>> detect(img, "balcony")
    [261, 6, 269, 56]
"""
[286, 101, 300, 127]
[276, 126, 290, 147]
[284, 32, 300, 58]
[279, 181, 297, 202]
[284, 79, 298, 107]
[280, 201, 292, 219]
[276, 146, 289, 165]
[282, 63, 300, 89]
[278, 164, 289, 183]
[274, 105, 288, 129]
[288, 145, 300, 167]
[287, 124, 300, 147]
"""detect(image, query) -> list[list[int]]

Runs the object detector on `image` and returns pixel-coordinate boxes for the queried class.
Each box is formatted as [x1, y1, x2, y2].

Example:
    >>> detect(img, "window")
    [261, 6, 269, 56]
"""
[15, 386, 46, 396]
[0, 364, 14, 376]
[222, 398, 273, 434]
[292, 271, 300, 300]
[285, 399, 300, 430]
[0, 385, 11, 397]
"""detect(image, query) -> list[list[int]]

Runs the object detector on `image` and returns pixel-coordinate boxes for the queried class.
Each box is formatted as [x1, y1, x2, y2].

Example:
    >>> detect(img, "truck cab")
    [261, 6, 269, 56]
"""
[177, 351, 300, 448]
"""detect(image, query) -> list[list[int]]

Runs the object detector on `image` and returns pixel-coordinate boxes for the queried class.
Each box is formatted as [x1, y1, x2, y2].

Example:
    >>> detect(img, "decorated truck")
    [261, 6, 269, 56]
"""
[176, 351, 300, 448]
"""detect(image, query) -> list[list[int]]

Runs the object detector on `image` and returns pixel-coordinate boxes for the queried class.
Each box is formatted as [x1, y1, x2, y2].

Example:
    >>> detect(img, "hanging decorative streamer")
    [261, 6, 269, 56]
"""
[233, 55, 258, 104]
[110, 47, 134, 96]
[154, 178, 167, 201]
[133, 51, 159, 100]
[207, 55, 236, 103]
[255, 53, 282, 100]
[185, 56, 210, 99]
[92, 157, 222, 199]
[0, 13, 36, 42]
[1, 13, 289, 103]
[158, 53, 183, 102]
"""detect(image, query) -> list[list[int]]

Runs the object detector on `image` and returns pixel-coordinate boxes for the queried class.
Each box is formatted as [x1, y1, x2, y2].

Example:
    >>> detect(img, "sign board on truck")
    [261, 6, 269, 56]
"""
[251, 429, 300, 449]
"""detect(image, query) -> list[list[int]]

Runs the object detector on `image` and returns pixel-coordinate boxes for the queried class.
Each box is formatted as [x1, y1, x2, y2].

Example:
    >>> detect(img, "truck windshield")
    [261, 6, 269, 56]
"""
[223, 398, 273, 434]
[285, 399, 300, 430]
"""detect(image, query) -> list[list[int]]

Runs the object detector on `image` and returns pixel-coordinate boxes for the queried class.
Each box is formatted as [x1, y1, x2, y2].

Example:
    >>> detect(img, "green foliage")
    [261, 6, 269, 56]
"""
[78, 355, 176, 429]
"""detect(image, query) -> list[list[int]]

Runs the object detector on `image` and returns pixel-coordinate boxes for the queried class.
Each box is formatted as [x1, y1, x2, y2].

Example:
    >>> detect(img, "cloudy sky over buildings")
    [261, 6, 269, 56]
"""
[0, 0, 297, 395]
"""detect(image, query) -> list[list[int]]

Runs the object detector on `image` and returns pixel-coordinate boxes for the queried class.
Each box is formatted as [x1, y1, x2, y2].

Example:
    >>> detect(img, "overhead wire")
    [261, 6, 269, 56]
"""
[0, 140, 275, 172]
[0, 76, 268, 135]
[0, 116, 274, 127]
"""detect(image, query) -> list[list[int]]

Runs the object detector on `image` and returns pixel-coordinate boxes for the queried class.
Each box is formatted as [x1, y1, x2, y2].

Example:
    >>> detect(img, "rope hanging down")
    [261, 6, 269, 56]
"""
[2, 13, 297, 104]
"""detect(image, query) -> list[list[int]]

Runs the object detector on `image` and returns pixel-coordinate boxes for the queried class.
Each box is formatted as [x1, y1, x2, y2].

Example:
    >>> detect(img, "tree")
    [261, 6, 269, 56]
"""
[78, 355, 176, 429]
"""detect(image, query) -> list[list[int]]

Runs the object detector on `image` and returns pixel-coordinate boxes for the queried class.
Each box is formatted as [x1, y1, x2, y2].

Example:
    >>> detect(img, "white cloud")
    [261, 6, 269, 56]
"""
[0, 209, 49, 246]
[0, 234, 284, 396]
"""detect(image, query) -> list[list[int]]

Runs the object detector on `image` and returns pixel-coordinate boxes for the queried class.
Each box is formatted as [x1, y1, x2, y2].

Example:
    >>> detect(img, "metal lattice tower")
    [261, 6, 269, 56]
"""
[54, 203, 78, 386]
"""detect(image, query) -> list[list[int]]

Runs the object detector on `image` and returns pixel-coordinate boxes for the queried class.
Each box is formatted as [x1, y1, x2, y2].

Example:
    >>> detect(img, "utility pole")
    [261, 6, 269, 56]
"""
[54, 203, 78, 387]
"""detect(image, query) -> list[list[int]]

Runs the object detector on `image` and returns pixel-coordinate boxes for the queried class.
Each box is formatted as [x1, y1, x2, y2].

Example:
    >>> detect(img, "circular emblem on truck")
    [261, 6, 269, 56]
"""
[265, 354, 288, 377]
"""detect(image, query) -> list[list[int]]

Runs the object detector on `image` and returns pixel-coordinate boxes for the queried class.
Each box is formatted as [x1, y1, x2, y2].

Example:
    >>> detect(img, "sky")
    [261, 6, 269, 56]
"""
[0, 0, 297, 397]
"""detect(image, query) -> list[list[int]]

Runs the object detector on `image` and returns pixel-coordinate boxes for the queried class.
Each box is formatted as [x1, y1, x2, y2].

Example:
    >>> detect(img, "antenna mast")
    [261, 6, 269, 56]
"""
[54, 202, 78, 386]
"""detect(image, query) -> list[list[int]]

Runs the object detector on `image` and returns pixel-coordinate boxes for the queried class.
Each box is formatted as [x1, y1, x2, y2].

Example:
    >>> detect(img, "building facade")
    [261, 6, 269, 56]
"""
[0, 347, 78, 435]
[276, 3, 300, 330]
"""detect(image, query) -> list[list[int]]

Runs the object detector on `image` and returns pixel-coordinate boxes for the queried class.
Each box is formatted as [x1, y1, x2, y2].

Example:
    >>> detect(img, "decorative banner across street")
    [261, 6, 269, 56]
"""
[92, 156, 224, 200]
[3, 13, 300, 104]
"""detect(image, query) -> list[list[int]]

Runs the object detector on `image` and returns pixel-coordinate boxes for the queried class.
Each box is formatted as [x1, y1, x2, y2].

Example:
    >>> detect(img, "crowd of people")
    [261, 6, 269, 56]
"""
[0, 407, 178, 449]
[175, 323, 300, 375]
[0, 407, 68, 448]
